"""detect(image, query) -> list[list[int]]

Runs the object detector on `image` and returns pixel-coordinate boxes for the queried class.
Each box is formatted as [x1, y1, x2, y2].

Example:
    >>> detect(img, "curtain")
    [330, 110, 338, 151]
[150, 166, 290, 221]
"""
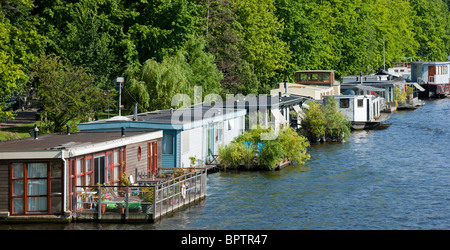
[27, 163, 48, 212]
[27, 163, 47, 178]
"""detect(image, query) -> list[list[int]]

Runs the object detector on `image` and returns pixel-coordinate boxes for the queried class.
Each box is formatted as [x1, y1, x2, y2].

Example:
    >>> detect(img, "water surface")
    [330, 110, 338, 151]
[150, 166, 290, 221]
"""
[2, 98, 449, 230]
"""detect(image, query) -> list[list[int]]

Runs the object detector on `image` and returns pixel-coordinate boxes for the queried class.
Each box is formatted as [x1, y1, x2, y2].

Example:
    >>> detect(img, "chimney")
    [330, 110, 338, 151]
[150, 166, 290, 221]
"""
[121, 127, 126, 137]
[67, 125, 71, 135]
[33, 124, 39, 140]
[284, 80, 287, 94]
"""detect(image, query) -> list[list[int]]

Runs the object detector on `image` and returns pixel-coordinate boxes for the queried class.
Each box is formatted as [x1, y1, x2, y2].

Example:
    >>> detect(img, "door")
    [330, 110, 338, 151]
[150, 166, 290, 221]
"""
[429, 66, 436, 82]
[94, 156, 105, 185]
[366, 99, 370, 121]
[148, 141, 158, 173]
[161, 131, 176, 168]
[207, 123, 215, 161]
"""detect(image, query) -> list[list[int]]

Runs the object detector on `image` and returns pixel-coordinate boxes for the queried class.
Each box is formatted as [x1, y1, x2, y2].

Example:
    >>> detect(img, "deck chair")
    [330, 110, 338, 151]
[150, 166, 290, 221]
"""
[207, 148, 219, 165]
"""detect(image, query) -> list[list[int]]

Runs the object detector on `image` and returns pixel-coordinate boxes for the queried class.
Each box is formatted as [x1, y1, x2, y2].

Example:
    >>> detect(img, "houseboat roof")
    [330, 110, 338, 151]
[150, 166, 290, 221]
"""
[78, 105, 247, 132]
[200, 95, 306, 109]
[0, 130, 163, 159]
[295, 70, 335, 73]
[411, 61, 450, 65]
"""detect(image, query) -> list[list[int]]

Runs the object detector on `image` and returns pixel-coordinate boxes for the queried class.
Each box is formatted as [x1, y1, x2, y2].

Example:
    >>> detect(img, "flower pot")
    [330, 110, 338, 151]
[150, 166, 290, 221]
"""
[101, 204, 107, 214]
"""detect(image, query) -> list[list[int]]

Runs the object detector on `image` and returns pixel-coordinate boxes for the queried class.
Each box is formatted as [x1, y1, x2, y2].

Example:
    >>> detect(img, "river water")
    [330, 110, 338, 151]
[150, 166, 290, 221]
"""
[2, 98, 449, 230]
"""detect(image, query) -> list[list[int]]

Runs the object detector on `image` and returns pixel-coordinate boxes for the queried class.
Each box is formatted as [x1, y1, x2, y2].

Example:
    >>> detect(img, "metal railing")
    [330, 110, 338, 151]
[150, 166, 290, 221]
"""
[73, 168, 207, 221]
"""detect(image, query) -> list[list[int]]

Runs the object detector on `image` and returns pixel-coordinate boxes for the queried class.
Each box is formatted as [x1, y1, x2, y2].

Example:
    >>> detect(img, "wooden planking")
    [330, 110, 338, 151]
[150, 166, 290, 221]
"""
[0, 162, 9, 212]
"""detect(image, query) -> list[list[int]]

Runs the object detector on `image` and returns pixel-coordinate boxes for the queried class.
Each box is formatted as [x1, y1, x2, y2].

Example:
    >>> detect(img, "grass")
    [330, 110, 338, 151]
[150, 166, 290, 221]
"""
[0, 122, 40, 141]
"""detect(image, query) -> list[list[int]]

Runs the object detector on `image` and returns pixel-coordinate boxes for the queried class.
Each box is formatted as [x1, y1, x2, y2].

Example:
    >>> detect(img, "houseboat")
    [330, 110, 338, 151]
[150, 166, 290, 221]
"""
[341, 72, 425, 111]
[410, 61, 450, 98]
[388, 61, 411, 80]
[0, 129, 163, 221]
[210, 94, 306, 132]
[271, 70, 340, 100]
[77, 105, 247, 168]
[324, 95, 391, 130]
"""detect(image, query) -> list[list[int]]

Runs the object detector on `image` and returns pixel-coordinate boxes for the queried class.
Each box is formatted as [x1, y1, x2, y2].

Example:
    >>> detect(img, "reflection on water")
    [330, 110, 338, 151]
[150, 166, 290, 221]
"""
[1, 99, 449, 230]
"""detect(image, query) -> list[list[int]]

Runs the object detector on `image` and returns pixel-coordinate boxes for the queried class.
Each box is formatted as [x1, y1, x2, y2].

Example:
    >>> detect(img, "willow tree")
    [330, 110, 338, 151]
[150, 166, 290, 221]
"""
[124, 36, 222, 112]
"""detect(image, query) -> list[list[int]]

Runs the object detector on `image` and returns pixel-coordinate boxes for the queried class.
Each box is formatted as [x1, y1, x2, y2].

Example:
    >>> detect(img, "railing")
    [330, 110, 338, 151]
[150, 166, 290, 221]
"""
[153, 169, 207, 220]
[73, 184, 156, 221]
[73, 168, 207, 221]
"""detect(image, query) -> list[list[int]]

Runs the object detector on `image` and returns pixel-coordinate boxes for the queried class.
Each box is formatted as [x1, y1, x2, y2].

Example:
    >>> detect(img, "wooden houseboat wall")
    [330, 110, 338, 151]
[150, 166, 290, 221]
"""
[410, 61, 450, 98]
[0, 130, 162, 219]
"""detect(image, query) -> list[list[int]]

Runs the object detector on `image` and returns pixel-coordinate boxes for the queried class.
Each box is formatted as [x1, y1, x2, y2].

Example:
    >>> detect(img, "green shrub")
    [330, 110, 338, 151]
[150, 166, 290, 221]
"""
[218, 126, 310, 170]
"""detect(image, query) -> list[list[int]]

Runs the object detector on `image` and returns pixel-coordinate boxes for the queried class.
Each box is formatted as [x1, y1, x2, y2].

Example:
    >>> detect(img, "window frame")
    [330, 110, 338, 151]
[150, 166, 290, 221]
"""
[10, 161, 63, 215]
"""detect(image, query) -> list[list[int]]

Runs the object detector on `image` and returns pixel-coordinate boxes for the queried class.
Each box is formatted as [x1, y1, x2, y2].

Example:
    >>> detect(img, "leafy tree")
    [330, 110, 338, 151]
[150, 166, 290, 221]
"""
[124, 36, 222, 112]
[30, 54, 111, 132]
[0, 0, 47, 120]
[409, 0, 450, 61]
[301, 101, 326, 139]
[204, 0, 260, 95]
[233, 0, 291, 93]
[322, 96, 351, 140]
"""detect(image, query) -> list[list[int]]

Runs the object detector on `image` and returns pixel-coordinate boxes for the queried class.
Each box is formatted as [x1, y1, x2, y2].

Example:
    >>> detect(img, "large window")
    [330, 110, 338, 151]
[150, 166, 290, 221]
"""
[10, 162, 62, 215]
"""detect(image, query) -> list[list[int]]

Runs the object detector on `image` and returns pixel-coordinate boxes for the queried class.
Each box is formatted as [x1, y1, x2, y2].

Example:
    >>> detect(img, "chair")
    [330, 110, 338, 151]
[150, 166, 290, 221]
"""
[207, 148, 219, 165]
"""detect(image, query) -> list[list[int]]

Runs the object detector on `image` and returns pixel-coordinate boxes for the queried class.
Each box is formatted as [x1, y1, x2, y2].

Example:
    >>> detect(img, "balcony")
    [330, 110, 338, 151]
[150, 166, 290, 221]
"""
[73, 168, 207, 222]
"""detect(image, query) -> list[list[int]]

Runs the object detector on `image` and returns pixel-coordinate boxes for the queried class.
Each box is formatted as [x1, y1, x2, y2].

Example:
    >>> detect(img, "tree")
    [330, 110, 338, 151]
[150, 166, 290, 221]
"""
[0, 0, 47, 120]
[322, 96, 351, 140]
[30, 54, 111, 132]
[204, 0, 260, 95]
[233, 0, 291, 93]
[124, 36, 223, 112]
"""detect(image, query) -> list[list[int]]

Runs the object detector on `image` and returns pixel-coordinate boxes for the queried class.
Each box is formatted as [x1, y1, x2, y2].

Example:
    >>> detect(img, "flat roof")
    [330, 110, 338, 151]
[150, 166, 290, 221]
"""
[199, 95, 306, 109]
[295, 70, 335, 73]
[0, 130, 161, 152]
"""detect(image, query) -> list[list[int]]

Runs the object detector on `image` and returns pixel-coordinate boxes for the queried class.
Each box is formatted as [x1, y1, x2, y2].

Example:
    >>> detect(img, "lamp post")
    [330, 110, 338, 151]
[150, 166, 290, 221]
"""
[117, 77, 124, 116]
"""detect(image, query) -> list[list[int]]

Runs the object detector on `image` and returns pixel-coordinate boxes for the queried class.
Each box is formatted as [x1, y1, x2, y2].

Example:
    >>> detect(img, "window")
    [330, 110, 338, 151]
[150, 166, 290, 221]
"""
[10, 162, 62, 215]
[137, 146, 142, 161]
[357, 99, 364, 108]
[340, 99, 350, 108]
[113, 150, 121, 184]
[85, 157, 93, 186]
[163, 133, 174, 155]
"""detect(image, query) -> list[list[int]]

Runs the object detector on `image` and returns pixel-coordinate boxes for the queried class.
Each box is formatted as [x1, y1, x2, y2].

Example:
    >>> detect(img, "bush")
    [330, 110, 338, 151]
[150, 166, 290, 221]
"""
[301, 97, 351, 142]
[218, 126, 310, 170]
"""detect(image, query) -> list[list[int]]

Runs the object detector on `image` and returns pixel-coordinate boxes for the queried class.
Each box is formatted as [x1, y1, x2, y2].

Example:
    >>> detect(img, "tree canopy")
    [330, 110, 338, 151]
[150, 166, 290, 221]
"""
[2, 0, 450, 128]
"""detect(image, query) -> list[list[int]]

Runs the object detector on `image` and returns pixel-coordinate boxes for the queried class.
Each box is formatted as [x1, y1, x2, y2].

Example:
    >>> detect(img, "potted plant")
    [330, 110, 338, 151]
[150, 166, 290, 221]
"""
[189, 156, 197, 172]
[115, 203, 125, 214]
[139, 186, 154, 214]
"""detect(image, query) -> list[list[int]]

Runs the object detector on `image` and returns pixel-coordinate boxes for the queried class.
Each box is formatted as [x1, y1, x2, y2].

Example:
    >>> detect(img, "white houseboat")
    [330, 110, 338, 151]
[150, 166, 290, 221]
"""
[324, 95, 391, 130]
[410, 61, 450, 98]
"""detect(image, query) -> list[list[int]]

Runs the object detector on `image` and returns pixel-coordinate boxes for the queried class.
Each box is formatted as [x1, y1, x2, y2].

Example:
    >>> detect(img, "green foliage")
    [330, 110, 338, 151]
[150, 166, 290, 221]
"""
[322, 97, 351, 140]
[30, 54, 112, 132]
[301, 98, 351, 141]
[219, 126, 310, 170]
[394, 86, 407, 104]
[124, 36, 222, 112]
[0, 0, 47, 119]
[301, 101, 326, 139]
[2, 0, 450, 117]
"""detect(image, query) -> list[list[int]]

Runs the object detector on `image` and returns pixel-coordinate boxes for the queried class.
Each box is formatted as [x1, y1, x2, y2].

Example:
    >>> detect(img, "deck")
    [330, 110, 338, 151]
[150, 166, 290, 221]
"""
[73, 168, 207, 222]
